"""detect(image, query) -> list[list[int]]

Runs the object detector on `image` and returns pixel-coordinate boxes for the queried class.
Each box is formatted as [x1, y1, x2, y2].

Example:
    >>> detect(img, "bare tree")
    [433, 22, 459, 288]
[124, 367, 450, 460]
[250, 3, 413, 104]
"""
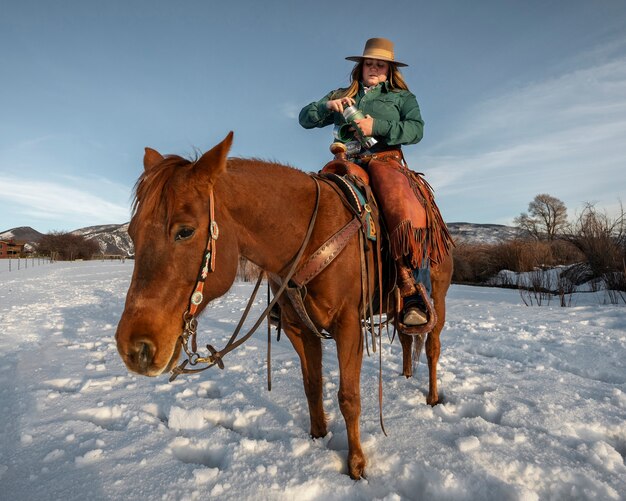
[37, 232, 100, 261]
[514, 194, 568, 240]
[564, 202, 625, 289]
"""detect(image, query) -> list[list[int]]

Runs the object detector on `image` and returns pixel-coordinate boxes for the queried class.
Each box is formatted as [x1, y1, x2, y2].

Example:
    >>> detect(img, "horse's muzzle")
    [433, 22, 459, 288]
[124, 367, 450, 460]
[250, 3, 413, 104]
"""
[118, 337, 164, 376]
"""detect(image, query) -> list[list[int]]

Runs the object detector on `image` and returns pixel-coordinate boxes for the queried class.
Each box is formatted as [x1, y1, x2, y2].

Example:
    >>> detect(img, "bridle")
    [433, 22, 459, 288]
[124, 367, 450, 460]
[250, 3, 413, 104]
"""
[169, 179, 321, 382]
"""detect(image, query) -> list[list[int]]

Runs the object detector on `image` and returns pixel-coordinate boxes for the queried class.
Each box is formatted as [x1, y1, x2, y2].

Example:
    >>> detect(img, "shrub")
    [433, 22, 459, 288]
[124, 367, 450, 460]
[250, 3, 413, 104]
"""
[37, 232, 100, 261]
[565, 203, 625, 290]
[452, 239, 584, 285]
[452, 243, 496, 283]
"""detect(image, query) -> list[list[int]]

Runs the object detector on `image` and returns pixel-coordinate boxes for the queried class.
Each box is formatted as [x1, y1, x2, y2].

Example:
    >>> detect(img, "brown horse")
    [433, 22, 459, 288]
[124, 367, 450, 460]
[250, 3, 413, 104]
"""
[115, 132, 451, 479]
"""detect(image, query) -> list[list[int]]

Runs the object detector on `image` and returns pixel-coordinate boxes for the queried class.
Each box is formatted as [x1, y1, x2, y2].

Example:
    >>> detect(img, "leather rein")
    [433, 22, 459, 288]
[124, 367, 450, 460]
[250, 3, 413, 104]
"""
[169, 178, 321, 381]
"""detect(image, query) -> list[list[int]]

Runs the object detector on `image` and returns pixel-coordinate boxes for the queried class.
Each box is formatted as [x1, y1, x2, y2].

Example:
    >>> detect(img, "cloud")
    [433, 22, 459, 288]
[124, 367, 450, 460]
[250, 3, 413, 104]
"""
[0, 175, 130, 225]
[280, 102, 301, 120]
[409, 44, 626, 222]
[13, 134, 62, 150]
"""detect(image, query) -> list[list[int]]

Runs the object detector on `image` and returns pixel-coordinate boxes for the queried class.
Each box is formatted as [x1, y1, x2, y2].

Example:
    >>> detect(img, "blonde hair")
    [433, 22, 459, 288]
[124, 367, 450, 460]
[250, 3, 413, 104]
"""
[333, 61, 410, 100]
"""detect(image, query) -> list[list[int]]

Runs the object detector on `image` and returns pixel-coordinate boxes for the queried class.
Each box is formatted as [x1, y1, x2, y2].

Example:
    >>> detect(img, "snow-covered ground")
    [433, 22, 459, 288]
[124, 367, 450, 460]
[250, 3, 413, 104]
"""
[1, 261, 625, 500]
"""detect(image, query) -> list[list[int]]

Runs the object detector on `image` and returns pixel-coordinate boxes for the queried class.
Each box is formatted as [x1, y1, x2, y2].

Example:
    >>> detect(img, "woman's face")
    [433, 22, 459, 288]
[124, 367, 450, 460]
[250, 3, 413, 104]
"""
[362, 58, 389, 87]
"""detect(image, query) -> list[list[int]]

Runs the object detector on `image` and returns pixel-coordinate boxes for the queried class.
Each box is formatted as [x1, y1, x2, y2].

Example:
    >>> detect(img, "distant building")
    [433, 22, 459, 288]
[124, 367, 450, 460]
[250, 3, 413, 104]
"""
[0, 239, 25, 258]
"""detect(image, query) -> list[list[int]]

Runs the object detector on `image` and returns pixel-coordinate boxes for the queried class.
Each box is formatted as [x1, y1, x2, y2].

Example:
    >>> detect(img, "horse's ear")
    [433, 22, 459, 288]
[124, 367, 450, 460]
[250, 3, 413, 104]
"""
[195, 131, 234, 184]
[144, 147, 164, 171]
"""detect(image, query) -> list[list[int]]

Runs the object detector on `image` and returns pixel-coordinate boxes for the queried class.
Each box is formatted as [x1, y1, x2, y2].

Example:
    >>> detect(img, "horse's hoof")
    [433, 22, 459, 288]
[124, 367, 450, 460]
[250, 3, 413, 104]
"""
[427, 395, 443, 406]
[309, 430, 328, 439]
[348, 455, 366, 480]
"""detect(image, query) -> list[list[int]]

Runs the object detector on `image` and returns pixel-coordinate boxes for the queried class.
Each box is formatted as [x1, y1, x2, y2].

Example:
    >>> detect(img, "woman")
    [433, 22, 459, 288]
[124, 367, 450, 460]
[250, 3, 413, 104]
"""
[300, 38, 452, 328]
[299, 37, 423, 157]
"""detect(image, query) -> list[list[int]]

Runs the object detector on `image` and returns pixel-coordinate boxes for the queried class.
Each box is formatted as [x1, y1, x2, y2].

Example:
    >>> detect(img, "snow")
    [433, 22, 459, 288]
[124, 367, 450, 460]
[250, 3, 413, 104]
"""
[1, 261, 625, 500]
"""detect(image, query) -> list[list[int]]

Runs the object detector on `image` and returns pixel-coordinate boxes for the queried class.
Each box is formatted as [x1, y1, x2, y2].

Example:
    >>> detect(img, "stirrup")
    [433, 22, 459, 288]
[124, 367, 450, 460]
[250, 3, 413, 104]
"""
[397, 283, 437, 336]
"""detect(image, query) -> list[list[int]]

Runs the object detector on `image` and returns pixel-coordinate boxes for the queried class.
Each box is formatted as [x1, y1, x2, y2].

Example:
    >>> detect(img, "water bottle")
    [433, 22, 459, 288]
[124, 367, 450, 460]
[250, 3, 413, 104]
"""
[341, 106, 378, 149]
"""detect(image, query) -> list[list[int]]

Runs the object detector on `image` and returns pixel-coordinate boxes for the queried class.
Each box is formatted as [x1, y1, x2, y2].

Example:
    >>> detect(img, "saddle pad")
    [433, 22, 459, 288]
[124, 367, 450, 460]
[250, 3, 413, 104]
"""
[323, 173, 377, 241]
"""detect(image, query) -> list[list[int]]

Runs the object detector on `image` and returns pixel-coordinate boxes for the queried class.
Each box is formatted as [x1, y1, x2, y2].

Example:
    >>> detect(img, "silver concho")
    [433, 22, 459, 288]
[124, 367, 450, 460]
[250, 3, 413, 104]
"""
[191, 291, 204, 305]
[210, 221, 219, 240]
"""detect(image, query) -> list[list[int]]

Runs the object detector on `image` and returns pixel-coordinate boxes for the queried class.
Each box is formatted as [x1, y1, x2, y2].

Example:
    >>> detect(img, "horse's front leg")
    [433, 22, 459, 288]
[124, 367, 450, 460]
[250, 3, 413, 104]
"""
[283, 322, 327, 438]
[335, 316, 366, 479]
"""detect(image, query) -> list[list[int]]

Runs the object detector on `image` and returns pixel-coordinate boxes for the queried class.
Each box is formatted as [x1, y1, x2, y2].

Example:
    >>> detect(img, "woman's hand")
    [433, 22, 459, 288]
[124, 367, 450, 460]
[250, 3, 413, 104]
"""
[354, 114, 374, 137]
[326, 97, 355, 113]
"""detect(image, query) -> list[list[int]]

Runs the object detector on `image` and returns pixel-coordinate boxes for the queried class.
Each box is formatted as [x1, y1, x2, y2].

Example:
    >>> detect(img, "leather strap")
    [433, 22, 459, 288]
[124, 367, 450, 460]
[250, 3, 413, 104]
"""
[291, 217, 362, 288]
[358, 148, 403, 165]
[286, 285, 332, 339]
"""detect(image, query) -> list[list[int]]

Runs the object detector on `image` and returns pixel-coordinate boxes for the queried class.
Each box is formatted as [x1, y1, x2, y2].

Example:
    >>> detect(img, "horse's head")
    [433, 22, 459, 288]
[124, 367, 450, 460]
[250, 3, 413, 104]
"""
[116, 132, 239, 376]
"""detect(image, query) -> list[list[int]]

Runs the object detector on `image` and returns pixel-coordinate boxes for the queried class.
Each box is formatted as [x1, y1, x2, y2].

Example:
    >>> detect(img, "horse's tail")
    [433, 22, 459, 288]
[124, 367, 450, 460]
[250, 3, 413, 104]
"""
[412, 331, 428, 373]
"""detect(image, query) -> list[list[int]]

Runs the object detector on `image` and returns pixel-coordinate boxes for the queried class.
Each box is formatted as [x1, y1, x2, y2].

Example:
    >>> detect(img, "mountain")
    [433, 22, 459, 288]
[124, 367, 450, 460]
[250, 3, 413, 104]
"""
[0, 226, 44, 243]
[1, 224, 134, 257]
[0, 226, 44, 253]
[72, 224, 134, 257]
[2, 221, 520, 259]
[447, 222, 522, 245]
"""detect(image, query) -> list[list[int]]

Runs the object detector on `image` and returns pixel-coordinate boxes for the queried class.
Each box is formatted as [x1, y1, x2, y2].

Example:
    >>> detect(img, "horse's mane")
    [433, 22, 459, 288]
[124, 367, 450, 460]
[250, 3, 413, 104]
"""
[130, 154, 194, 234]
[228, 157, 305, 176]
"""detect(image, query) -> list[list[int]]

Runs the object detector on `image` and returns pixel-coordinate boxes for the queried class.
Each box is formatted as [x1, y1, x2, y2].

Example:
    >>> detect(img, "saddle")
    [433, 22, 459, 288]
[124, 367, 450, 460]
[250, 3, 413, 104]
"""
[318, 144, 442, 336]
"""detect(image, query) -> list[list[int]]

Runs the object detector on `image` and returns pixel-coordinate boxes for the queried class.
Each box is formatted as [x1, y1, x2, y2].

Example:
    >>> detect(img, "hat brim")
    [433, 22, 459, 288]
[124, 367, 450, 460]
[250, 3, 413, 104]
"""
[345, 56, 408, 67]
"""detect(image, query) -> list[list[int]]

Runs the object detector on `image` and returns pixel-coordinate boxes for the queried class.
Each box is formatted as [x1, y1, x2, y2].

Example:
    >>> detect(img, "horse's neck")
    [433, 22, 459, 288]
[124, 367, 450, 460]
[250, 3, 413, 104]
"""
[219, 159, 319, 273]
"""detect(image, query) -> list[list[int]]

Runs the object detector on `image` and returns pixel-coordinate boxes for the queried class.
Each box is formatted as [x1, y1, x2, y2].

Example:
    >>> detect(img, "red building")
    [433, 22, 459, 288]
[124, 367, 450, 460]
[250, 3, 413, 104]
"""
[0, 239, 25, 258]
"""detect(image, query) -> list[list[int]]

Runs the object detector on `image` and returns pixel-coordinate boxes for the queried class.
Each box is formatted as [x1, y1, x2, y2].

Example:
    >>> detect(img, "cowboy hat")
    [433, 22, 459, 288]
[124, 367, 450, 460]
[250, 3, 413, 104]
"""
[346, 37, 408, 67]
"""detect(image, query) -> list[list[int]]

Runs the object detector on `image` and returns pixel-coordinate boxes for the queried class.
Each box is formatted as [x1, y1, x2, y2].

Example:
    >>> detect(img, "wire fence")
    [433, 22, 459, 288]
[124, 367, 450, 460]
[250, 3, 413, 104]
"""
[0, 257, 52, 273]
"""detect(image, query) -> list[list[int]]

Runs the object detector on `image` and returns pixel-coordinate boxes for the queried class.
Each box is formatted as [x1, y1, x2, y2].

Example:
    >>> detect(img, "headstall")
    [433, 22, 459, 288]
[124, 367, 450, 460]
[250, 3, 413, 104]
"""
[169, 179, 321, 381]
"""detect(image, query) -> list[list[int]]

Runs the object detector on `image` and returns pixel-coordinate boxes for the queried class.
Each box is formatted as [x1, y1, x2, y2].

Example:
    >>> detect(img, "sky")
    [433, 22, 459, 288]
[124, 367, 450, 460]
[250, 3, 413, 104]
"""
[1, 0, 625, 233]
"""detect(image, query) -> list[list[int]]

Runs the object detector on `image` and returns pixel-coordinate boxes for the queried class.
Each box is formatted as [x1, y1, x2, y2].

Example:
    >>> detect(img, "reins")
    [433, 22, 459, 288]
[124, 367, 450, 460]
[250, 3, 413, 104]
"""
[169, 178, 322, 381]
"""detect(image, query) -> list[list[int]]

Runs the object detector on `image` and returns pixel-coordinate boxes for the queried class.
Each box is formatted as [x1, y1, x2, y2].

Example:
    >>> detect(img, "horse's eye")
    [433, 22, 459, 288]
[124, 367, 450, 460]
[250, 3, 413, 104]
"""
[175, 227, 195, 241]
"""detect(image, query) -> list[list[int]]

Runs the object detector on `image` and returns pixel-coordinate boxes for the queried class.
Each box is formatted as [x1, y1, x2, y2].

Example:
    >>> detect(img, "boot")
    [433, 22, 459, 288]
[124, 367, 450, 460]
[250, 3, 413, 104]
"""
[403, 306, 428, 326]
[397, 263, 419, 297]
[398, 283, 438, 336]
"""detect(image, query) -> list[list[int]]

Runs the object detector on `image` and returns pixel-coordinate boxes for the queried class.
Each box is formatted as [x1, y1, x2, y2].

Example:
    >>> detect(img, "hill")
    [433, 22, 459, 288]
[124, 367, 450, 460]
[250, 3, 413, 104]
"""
[72, 224, 133, 256]
[0, 226, 44, 243]
[1, 221, 521, 258]
[446, 222, 522, 245]
[1, 224, 133, 257]
[0, 226, 44, 253]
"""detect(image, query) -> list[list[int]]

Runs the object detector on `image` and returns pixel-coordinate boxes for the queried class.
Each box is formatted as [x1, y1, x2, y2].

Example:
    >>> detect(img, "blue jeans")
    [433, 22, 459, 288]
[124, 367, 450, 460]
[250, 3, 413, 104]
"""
[405, 260, 431, 309]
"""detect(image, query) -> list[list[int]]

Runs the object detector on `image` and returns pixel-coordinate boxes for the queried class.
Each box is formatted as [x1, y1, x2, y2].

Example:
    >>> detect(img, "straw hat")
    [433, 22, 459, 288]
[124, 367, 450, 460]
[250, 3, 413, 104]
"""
[346, 37, 408, 67]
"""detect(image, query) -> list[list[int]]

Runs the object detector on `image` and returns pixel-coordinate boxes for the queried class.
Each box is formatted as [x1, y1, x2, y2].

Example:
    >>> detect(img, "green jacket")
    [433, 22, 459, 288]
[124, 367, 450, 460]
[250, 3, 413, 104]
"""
[299, 81, 424, 151]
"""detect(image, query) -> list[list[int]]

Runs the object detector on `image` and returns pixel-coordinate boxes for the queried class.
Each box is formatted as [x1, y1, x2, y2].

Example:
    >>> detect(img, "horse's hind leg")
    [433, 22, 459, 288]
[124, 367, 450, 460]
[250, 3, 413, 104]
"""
[425, 331, 441, 405]
[399, 332, 413, 377]
[426, 285, 447, 406]
[283, 323, 327, 438]
[335, 316, 366, 479]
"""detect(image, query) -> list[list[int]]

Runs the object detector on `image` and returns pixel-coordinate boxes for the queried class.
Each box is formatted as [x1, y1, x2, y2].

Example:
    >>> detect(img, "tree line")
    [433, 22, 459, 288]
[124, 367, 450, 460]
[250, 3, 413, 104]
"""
[454, 194, 626, 293]
[37, 232, 100, 261]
